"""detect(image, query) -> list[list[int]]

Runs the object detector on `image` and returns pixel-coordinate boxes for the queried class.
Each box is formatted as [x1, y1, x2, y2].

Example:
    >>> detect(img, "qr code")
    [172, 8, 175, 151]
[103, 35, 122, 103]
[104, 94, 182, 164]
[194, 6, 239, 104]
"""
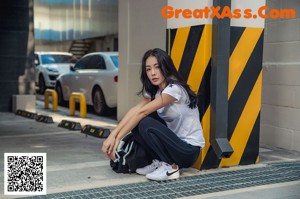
[4, 153, 47, 195]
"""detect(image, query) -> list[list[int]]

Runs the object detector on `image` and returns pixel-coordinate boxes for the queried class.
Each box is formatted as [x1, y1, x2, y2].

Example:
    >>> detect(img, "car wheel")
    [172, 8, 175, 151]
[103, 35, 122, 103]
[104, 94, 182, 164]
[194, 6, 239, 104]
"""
[38, 75, 46, 94]
[93, 87, 108, 116]
[56, 83, 67, 106]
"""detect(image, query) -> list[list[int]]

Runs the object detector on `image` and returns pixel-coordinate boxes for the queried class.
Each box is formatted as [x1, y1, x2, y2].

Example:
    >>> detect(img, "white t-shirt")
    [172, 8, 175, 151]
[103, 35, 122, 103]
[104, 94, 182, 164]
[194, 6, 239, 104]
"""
[145, 84, 205, 148]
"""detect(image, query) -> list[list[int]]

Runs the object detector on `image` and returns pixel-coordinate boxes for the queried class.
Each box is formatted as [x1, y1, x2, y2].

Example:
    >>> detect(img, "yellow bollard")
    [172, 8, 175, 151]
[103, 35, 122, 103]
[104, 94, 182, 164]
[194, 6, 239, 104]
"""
[69, 92, 87, 118]
[44, 89, 58, 112]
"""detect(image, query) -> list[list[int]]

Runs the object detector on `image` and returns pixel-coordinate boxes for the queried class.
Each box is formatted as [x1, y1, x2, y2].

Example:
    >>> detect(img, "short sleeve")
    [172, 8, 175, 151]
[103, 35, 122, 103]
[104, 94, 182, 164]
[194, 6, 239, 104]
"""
[162, 84, 181, 101]
[143, 91, 151, 99]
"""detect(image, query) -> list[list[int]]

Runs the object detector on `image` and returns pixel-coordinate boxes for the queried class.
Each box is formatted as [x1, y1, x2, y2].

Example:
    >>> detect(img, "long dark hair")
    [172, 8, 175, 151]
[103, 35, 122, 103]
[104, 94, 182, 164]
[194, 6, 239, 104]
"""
[138, 48, 197, 109]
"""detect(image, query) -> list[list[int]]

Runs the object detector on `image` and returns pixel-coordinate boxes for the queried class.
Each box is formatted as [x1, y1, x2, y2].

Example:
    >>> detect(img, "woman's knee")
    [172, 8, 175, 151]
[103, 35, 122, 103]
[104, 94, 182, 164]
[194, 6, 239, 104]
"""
[138, 117, 154, 132]
[131, 117, 152, 138]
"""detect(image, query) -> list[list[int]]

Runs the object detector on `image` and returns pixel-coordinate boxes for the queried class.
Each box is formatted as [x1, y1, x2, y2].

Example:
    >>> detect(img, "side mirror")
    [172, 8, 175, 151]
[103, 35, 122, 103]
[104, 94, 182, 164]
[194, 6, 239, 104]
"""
[34, 59, 39, 66]
[70, 65, 76, 71]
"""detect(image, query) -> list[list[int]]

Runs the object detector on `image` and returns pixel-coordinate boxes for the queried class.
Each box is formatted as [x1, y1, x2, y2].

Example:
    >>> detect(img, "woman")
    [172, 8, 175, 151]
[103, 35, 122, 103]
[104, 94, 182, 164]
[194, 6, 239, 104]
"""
[102, 48, 205, 181]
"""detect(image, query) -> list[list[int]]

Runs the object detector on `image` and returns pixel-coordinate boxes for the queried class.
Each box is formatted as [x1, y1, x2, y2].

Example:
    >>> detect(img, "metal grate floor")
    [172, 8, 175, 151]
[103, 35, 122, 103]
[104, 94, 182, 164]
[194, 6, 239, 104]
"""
[21, 161, 300, 199]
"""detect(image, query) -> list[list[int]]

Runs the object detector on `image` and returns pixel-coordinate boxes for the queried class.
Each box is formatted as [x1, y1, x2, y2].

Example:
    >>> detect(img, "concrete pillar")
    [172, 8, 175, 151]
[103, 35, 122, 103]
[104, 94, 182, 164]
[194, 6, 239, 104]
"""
[0, 0, 35, 112]
[117, 0, 167, 120]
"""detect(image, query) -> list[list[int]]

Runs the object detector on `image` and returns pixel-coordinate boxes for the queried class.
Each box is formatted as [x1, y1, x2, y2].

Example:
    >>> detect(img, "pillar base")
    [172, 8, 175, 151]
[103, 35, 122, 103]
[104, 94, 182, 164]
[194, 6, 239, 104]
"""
[12, 94, 36, 113]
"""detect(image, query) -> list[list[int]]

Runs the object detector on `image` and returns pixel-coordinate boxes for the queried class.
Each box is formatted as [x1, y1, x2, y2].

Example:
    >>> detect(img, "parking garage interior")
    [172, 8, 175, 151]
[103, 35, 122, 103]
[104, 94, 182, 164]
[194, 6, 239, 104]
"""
[0, 0, 300, 198]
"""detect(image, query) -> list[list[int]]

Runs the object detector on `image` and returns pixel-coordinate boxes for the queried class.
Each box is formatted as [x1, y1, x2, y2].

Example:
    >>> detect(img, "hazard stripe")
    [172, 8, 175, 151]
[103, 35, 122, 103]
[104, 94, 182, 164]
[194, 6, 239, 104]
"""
[186, 25, 212, 166]
[169, 25, 210, 169]
[178, 25, 204, 82]
[256, 155, 260, 164]
[170, 29, 177, 51]
[200, 27, 263, 169]
[195, 61, 211, 169]
[240, 112, 260, 165]
[238, 32, 263, 164]
[228, 28, 264, 97]
[197, 59, 211, 122]
[228, 30, 264, 140]
[168, 25, 264, 169]
[167, 29, 177, 55]
[201, 27, 246, 169]
[171, 27, 190, 70]
[230, 27, 246, 55]
[169, 25, 209, 115]
[187, 25, 212, 93]
[167, 30, 171, 54]
[220, 71, 262, 166]
[193, 105, 210, 168]
[201, 145, 221, 170]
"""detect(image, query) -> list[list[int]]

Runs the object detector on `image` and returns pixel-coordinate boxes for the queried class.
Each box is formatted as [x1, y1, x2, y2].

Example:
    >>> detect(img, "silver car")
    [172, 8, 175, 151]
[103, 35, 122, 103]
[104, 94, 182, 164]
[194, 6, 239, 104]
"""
[35, 52, 77, 94]
[55, 52, 118, 116]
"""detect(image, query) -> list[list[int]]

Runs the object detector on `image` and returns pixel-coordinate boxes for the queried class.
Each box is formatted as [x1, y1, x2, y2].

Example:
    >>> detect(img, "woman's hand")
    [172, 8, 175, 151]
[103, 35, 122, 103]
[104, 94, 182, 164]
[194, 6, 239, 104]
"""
[101, 135, 116, 159]
[109, 138, 120, 160]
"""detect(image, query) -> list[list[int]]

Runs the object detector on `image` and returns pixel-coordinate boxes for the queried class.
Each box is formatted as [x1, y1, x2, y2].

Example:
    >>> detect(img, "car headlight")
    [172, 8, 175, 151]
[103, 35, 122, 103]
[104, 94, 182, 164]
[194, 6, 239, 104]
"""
[46, 67, 59, 73]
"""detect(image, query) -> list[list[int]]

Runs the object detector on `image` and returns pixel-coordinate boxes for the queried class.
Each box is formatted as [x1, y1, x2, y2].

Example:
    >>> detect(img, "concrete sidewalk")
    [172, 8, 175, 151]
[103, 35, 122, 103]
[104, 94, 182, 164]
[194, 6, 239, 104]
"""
[0, 101, 300, 199]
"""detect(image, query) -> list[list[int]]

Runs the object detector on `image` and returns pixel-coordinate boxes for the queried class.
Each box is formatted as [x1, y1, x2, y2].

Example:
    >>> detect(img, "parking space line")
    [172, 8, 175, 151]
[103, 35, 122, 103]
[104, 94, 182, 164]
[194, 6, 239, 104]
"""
[0, 131, 74, 139]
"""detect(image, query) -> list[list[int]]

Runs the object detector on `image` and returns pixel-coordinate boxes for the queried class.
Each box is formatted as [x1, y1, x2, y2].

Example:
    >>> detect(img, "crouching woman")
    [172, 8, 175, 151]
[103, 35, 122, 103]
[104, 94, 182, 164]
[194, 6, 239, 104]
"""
[101, 48, 205, 181]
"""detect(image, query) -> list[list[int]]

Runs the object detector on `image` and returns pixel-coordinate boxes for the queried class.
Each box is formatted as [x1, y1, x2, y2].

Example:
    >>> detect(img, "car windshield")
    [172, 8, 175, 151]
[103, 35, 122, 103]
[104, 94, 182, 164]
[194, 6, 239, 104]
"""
[110, 55, 118, 68]
[41, 54, 77, 64]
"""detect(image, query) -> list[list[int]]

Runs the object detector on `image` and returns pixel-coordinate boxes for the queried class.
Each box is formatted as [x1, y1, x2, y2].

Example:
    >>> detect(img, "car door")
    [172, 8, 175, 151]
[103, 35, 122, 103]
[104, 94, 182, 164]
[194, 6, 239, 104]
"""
[61, 55, 91, 99]
[75, 54, 107, 104]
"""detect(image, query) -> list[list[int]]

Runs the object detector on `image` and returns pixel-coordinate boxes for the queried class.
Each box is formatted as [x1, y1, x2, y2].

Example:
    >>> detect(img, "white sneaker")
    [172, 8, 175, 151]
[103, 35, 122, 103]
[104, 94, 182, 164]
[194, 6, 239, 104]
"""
[146, 162, 180, 181]
[136, 159, 161, 175]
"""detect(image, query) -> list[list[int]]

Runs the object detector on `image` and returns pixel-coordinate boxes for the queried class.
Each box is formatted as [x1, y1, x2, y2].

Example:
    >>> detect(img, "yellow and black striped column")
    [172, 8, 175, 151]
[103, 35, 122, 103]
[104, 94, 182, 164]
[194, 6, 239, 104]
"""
[167, 24, 212, 168]
[167, 22, 264, 170]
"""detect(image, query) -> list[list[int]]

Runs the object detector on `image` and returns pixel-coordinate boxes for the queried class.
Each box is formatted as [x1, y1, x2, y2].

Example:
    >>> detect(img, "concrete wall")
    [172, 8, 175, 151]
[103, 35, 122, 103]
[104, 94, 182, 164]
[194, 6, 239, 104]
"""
[117, 0, 167, 119]
[261, 0, 300, 151]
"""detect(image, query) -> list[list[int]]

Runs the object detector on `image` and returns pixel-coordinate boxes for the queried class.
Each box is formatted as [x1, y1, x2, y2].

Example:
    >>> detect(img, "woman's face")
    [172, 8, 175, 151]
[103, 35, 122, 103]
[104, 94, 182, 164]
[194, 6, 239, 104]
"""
[145, 56, 166, 89]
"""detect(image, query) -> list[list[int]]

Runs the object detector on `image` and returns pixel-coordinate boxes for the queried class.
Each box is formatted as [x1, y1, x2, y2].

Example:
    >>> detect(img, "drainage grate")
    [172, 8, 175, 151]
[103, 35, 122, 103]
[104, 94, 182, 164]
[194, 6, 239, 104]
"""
[20, 161, 300, 199]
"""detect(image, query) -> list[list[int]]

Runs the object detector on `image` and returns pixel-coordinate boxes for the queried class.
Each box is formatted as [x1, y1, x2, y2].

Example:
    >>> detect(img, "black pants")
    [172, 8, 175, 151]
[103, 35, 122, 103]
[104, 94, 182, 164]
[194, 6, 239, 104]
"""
[132, 116, 201, 168]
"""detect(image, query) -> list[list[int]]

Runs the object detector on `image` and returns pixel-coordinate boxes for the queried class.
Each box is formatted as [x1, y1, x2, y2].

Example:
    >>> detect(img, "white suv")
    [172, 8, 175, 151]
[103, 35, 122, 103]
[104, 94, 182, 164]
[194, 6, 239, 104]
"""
[35, 52, 77, 94]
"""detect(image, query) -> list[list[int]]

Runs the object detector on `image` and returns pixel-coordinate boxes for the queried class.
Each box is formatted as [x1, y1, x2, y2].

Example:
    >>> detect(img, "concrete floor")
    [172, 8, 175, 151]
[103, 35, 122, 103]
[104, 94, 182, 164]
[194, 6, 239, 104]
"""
[0, 100, 300, 199]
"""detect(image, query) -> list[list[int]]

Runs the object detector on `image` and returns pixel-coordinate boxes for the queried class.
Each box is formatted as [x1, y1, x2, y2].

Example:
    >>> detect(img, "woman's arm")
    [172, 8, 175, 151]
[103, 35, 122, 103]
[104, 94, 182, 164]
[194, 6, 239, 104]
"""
[110, 98, 150, 138]
[101, 97, 150, 159]
[107, 93, 176, 159]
